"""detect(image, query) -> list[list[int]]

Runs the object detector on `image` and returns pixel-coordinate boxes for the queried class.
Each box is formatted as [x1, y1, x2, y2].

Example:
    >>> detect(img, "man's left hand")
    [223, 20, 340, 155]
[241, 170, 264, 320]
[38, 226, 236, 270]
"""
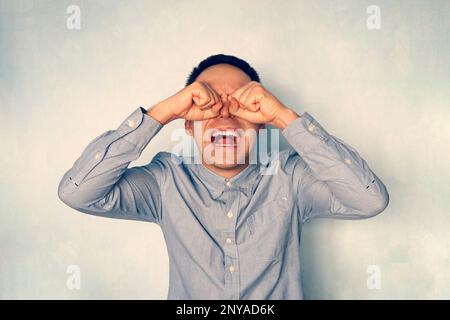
[228, 81, 300, 129]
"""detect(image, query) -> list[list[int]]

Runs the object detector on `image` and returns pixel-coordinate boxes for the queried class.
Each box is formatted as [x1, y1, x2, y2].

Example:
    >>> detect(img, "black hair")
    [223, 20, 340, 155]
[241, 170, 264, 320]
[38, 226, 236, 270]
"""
[185, 54, 260, 86]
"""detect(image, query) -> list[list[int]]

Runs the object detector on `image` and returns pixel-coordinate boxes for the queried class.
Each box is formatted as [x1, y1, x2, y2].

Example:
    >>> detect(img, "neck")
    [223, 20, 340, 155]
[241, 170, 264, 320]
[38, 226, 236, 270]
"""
[202, 162, 249, 179]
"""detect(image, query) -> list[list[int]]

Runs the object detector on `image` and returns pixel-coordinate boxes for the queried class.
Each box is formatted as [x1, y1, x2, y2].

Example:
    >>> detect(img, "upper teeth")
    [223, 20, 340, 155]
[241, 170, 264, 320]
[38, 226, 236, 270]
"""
[212, 130, 238, 139]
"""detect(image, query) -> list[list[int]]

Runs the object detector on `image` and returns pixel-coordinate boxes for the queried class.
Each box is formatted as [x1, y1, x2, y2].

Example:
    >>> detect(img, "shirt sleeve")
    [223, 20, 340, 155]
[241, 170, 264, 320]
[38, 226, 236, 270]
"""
[57, 107, 165, 223]
[281, 112, 389, 224]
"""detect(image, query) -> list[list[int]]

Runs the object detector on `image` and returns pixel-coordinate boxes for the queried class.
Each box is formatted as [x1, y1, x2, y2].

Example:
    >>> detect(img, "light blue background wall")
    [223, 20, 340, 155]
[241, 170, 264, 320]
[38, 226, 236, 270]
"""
[1, 0, 449, 299]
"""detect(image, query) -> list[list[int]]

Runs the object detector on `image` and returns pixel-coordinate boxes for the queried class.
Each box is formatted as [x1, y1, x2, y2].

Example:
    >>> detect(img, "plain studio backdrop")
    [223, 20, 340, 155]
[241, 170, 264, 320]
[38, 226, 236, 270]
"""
[1, 0, 449, 299]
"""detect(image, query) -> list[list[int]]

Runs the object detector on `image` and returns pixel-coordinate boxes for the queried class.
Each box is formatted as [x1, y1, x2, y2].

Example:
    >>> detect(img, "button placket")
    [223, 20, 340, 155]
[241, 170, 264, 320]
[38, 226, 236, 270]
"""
[222, 231, 235, 247]
[222, 189, 241, 300]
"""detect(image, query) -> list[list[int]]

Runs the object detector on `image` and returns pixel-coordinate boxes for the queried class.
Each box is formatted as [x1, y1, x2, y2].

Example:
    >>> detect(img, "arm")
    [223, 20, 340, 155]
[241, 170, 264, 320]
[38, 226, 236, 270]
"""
[58, 81, 224, 223]
[227, 81, 389, 224]
[282, 112, 389, 223]
[57, 107, 165, 223]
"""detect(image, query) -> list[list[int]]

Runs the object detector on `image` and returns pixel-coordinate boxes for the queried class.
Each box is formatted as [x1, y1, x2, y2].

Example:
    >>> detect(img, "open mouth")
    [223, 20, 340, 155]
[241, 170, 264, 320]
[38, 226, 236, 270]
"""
[210, 129, 239, 147]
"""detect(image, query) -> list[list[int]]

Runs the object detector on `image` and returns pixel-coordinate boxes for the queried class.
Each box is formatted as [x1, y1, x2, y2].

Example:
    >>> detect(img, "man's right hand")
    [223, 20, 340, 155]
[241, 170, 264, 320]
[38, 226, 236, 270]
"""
[147, 81, 224, 124]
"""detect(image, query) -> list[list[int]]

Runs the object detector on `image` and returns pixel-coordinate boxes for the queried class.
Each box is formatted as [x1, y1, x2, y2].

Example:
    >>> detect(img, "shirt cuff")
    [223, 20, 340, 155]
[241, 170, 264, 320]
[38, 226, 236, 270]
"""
[117, 107, 163, 151]
[281, 111, 330, 154]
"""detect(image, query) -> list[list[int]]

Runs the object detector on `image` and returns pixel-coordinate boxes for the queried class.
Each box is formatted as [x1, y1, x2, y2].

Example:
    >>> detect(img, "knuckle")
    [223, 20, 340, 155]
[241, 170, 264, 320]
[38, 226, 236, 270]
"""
[191, 81, 201, 88]
[192, 81, 206, 91]
[253, 84, 264, 94]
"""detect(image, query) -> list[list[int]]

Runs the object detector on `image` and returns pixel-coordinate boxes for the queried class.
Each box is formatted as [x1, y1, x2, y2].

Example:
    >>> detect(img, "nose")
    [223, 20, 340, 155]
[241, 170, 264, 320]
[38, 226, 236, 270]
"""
[219, 94, 232, 119]
[220, 103, 230, 118]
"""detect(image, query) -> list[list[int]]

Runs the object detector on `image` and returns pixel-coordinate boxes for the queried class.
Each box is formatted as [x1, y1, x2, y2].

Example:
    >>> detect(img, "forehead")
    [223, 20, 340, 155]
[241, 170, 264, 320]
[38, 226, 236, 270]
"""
[195, 63, 251, 94]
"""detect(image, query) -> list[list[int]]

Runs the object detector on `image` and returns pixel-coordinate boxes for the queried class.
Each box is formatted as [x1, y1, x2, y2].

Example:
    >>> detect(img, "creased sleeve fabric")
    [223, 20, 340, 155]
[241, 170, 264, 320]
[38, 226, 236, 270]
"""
[57, 107, 165, 223]
[281, 112, 389, 224]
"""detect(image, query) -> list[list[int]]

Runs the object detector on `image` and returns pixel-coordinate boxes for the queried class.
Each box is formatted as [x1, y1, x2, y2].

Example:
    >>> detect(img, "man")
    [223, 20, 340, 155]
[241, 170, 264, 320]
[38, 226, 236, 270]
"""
[58, 54, 389, 299]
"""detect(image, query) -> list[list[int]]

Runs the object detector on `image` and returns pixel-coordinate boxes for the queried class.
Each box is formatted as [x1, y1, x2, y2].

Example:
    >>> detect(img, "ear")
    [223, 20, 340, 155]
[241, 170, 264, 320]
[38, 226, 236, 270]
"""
[185, 120, 193, 136]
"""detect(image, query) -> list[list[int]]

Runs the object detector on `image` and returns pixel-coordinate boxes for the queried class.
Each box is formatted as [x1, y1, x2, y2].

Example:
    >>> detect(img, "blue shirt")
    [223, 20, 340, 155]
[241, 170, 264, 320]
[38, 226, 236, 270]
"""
[58, 107, 389, 299]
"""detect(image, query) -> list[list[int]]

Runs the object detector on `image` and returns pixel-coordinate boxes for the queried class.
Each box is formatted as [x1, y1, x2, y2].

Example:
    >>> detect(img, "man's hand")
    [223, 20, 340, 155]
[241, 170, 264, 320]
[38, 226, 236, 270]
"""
[228, 81, 299, 129]
[147, 81, 223, 124]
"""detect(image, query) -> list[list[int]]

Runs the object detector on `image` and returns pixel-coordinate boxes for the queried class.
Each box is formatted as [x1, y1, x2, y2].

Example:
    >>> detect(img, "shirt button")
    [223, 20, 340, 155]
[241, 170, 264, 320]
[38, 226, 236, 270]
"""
[345, 158, 352, 164]
[127, 119, 135, 128]
[226, 180, 232, 188]
[308, 124, 316, 132]
[227, 211, 234, 219]
[229, 266, 235, 273]
[225, 238, 232, 244]
[94, 152, 101, 160]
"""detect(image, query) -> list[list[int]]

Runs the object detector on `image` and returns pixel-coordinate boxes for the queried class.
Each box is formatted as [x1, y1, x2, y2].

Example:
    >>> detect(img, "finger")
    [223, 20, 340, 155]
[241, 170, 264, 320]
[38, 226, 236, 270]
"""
[231, 107, 265, 123]
[200, 83, 219, 110]
[249, 96, 262, 113]
[229, 82, 249, 103]
[230, 82, 260, 111]
[212, 100, 223, 113]
[201, 97, 216, 110]
[230, 81, 256, 98]
[220, 92, 228, 104]
[201, 89, 215, 109]
[203, 101, 223, 119]
[202, 87, 222, 114]
[228, 96, 240, 114]
[193, 82, 214, 108]
[230, 91, 258, 112]
[206, 83, 221, 103]
[241, 83, 262, 112]
[229, 97, 264, 123]
[228, 94, 246, 110]
[230, 81, 259, 100]
[193, 89, 211, 108]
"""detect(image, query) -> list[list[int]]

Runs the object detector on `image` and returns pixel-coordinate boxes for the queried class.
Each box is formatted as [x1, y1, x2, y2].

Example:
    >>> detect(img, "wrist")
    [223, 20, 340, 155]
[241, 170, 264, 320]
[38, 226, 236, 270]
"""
[146, 101, 177, 125]
[270, 107, 300, 129]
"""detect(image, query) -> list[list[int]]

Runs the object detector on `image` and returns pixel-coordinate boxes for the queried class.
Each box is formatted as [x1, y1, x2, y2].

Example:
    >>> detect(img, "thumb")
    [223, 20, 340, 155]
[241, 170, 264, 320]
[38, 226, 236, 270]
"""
[192, 89, 210, 107]
[228, 96, 240, 115]
[229, 96, 264, 123]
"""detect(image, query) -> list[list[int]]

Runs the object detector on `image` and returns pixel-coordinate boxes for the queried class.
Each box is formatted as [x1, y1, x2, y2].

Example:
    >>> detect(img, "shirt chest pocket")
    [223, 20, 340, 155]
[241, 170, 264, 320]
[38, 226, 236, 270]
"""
[243, 194, 294, 260]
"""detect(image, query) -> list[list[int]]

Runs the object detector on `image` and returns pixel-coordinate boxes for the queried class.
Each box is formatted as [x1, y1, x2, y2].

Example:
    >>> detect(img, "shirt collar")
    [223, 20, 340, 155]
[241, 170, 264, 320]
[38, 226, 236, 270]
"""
[189, 156, 262, 199]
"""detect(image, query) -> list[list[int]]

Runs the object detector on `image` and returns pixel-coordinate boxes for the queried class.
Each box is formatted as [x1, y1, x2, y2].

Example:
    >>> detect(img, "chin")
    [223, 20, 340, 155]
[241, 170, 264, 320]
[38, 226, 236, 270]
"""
[201, 150, 248, 169]
[211, 162, 241, 169]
